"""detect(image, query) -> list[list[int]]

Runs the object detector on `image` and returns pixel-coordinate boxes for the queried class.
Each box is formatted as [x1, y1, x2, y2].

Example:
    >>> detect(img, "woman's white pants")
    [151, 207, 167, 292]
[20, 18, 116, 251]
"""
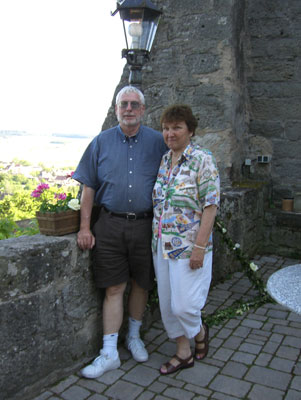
[153, 239, 212, 339]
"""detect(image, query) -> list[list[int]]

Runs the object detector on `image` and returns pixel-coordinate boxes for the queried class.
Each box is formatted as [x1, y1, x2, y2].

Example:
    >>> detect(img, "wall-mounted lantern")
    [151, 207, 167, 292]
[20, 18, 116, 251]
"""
[112, 0, 162, 86]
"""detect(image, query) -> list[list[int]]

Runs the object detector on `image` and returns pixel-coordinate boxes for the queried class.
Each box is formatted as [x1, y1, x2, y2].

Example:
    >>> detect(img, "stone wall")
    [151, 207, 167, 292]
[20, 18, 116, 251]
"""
[103, 0, 249, 187]
[102, 0, 301, 205]
[246, 0, 301, 204]
[0, 235, 101, 400]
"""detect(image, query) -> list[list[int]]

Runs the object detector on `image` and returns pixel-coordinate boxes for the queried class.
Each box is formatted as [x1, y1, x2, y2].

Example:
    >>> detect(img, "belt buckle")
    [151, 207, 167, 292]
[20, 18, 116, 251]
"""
[126, 212, 137, 220]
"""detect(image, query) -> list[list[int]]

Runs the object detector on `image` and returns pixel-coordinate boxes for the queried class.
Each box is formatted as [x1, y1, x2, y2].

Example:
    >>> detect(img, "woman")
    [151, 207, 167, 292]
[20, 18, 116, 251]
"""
[152, 104, 220, 375]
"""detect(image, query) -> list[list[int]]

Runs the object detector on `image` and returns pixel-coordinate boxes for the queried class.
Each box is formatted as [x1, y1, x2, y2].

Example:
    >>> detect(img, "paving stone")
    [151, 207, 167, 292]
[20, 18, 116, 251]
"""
[202, 357, 225, 368]
[123, 365, 159, 386]
[96, 368, 125, 385]
[120, 357, 137, 371]
[269, 318, 290, 326]
[223, 336, 243, 350]
[212, 348, 234, 362]
[231, 351, 256, 365]
[163, 387, 194, 400]
[276, 345, 299, 361]
[184, 384, 212, 397]
[224, 319, 241, 329]
[221, 361, 248, 379]
[245, 365, 291, 390]
[61, 385, 90, 400]
[148, 381, 167, 394]
[247, 313, 268, 322]
[239, 342, 262, 355]
[262, 340, 280, 354]
[158, 375, 184, 388]
[248, 383, 284, 399]
[88, 394, 108, 400]
[267, 309, 289, 319]
[78, 378, 106, 393]
[211, 393, 241, 400]
[216, 328, 234, 339]
[293, 361, 301, 375]
[177, 362, 219, 386]
[144, 352, 166, 370]
[291, 376, 301, 391]
[233, 326, 251, 338]
[241, 318, 264, 329]
[270, 333, 284, 343]
[51, 375, 79, 394]
[273, 325, 301, 337]
[153, 396, 170, 400]
[270, 356, 295, 373]
[210, 337, 224, 348]
[136, 390, 156, 400]
[153, 332, 169, 345]
[283, 335, 301, 348]
[157, 341, 175, 357]
[285, 389, 301, 400]
[251, 328, 271, 338]
[246, 336, 267, 345]
[144, 328, 164, 343]
[254, 352, 272, 367]
[209, 374, 251, 398]
[105, 380, 143, 400]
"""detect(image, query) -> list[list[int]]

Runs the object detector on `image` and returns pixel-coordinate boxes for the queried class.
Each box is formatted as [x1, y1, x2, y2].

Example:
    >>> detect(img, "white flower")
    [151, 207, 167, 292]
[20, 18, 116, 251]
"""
[233, 243, 240, 250]
[68, 198, 80, 211]
[222, 228, 227, 234]
[250, 262, 258, 272]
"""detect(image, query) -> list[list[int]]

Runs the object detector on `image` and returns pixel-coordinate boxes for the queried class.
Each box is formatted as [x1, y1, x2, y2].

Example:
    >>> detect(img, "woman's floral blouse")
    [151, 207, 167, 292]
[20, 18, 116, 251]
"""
[152, 143, 220, 260]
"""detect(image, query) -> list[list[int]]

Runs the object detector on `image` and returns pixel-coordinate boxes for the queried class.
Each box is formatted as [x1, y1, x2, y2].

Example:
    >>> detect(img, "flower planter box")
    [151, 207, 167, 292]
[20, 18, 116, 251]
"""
[36, 210, 80, 236]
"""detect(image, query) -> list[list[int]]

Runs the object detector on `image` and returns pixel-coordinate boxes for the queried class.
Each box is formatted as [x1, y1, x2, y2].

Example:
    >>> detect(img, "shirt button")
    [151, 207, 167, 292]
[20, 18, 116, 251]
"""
[130, 145, 133, 148]
[129, 185, 132, 188]
[129, 171, 133, 174]
[130, 158, 133, 161]
[123, 140, 126, 143]
[135, 140, 138, 143]
[129, 199, 132, 202]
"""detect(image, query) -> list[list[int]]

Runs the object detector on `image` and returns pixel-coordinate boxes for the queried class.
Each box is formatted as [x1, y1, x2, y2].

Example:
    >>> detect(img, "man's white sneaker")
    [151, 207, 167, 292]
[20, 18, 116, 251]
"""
[80, 350, 121, 379]
[125, 335, 148, 362]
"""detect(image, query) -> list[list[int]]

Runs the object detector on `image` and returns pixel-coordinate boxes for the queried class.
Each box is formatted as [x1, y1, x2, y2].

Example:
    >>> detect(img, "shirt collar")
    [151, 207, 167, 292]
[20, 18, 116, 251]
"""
[165, 142, 195, 164]
[117, 124, 142, 141]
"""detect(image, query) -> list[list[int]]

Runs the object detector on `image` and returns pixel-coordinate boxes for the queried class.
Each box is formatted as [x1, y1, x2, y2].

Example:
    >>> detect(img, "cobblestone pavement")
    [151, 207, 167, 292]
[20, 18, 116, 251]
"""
[32, 255, 301, 400]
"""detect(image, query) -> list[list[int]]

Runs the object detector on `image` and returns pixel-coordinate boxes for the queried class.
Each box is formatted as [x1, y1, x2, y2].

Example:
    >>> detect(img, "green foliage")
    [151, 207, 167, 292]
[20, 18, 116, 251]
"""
[0, 218, 18, 239]
[0, 217, 39, 239]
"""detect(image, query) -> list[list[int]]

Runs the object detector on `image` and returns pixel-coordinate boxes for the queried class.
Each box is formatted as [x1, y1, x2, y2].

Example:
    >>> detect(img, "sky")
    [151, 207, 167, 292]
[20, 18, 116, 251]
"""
[0, 0, 126, 137]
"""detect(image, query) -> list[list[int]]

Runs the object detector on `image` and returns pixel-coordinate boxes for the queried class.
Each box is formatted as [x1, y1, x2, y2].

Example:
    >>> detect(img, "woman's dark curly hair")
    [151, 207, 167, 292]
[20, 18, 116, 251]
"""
[160, 104, 198, 136]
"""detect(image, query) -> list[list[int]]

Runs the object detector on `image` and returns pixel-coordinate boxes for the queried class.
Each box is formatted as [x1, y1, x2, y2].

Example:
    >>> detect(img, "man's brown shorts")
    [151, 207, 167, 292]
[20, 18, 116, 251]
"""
[92, 208, 154, 290]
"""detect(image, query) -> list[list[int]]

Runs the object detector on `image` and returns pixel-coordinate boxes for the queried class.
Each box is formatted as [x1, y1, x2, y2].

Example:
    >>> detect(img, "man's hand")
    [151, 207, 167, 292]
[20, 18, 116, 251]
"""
[77, 228, 95, 250]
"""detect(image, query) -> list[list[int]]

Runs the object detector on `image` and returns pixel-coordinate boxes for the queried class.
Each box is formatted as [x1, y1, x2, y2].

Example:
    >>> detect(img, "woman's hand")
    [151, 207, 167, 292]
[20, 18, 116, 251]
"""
[189, 247, 205, 269]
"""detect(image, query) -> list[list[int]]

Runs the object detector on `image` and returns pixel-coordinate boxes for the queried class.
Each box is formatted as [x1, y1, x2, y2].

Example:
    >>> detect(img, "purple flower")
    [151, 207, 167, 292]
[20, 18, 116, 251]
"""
[31, 190, 41, 198]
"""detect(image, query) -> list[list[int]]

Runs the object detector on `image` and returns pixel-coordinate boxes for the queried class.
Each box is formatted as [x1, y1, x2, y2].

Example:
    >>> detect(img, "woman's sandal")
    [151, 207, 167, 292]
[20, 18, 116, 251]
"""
[159, 354, 194, 375]
[195, 323, 209, 360]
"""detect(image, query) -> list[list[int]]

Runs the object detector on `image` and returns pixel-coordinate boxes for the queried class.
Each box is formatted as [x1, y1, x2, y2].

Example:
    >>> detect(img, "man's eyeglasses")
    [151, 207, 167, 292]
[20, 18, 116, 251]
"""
[118, 101, 141, 110]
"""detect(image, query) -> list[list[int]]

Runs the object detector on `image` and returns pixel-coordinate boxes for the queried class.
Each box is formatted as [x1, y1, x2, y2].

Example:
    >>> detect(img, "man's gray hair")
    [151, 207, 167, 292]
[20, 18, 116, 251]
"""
[116, 86, 145, 105]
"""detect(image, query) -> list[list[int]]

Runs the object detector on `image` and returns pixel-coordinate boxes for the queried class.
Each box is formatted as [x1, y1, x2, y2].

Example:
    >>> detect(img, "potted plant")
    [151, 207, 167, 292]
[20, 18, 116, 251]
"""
[31, 180, 80, 236]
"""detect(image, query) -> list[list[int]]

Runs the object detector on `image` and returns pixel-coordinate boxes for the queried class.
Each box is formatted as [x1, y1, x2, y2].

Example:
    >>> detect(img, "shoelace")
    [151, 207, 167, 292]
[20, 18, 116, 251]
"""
[128, 337, 145, 352]
[92, 352, 108, 366]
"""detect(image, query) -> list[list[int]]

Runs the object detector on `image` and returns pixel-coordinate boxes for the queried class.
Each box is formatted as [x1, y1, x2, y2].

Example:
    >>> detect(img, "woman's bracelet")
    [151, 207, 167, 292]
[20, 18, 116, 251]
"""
[194, 244, 206, 250]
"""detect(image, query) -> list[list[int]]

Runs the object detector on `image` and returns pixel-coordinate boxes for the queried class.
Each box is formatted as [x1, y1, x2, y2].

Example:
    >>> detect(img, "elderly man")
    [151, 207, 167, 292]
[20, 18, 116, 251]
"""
[73, 86, 167, 379]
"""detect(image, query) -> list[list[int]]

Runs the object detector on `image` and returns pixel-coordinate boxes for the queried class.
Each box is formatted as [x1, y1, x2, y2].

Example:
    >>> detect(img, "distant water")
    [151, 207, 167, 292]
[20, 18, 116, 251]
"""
[0, 132, 95, 167]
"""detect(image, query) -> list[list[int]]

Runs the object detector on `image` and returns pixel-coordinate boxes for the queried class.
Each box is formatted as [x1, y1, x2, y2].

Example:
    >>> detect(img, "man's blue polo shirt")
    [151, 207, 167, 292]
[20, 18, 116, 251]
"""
[73, 125, 167, 213]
